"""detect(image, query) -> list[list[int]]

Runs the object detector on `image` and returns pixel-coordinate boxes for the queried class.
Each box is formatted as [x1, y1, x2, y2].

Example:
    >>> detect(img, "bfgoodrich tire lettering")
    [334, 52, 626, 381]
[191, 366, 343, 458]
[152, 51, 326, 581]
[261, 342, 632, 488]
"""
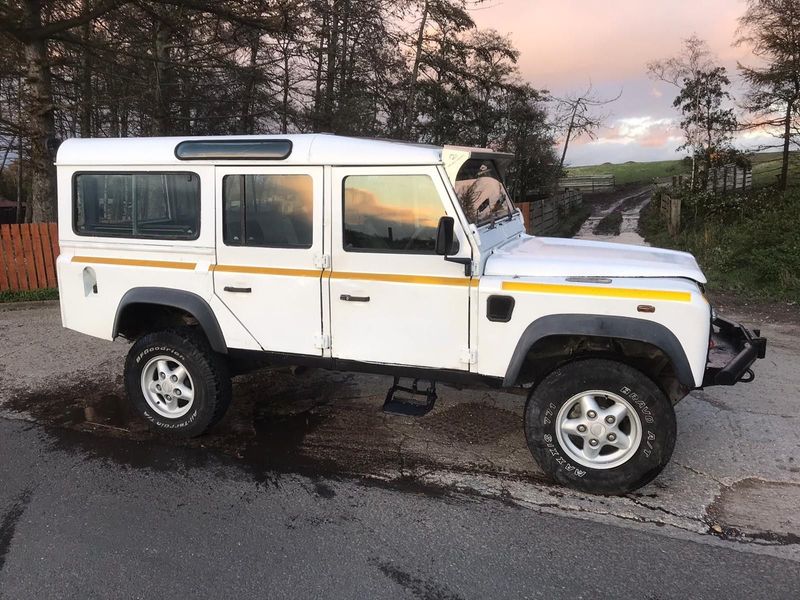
[524, 358, 676, 495]
[124, 328, 231, 437]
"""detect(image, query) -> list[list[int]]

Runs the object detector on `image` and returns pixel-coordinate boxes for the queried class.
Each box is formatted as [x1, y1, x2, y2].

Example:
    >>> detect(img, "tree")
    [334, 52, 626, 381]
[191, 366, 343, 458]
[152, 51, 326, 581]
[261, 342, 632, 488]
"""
[1, 1, 564, 222]
[673, 66, 738, 185]
[0, 0, 128, 222]
[648, 35, 718, 187]
[737, 0, 800, 190]
[0, 0, 281, 221]
[554, 82, 620, 170]
[496, 83, 560, 200]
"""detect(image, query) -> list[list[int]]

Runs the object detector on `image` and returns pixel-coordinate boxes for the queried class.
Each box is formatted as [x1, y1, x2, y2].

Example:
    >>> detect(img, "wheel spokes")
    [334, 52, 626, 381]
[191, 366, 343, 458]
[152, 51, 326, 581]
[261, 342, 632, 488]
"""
[604, 402, 628, 425]
[582, 441, 602, 460]
[561, 418, 585, 437]
[579, 394, 601, 419]
[606, 431, 632, 450]
[141, 355, 195, 419]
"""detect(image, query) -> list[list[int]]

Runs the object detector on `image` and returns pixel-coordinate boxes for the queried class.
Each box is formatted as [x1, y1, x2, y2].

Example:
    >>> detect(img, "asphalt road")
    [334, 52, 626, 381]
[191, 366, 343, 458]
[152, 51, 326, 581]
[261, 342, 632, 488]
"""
[1, 417, 798, 600]
[1, 300, 800, 598]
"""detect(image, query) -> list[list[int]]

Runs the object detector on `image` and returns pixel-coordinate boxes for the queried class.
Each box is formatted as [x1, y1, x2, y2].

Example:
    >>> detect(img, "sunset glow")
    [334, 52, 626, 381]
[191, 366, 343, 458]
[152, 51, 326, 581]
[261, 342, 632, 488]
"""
[472, 0, 764, 165]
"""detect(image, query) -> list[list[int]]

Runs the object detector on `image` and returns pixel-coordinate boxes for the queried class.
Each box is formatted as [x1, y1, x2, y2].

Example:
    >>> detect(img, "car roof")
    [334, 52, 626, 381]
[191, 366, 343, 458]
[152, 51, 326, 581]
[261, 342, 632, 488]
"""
[55, 133, 510, 168]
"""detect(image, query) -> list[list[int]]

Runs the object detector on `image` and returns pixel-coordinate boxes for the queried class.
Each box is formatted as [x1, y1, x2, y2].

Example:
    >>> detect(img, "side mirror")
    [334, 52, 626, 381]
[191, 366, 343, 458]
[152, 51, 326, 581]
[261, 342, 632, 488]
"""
[435, 216, 458, 255]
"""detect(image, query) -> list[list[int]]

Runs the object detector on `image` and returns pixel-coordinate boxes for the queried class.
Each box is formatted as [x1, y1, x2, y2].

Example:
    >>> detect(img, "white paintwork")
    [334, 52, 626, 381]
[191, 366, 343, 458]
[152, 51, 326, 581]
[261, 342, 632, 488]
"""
[57, 133, 713, 391]
[483, 235, 707, 283]
[212, 166, 325, 356]
[475, 275, 710, 386]
[328, 165, 471, 370]
[56, 134, 445, 168]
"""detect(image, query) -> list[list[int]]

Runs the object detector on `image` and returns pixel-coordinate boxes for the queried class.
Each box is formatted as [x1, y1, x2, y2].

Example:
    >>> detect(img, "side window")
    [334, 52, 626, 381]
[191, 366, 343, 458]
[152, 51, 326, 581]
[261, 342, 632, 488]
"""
[74, 172, 200, 239]
[343, 174, 445, 253]
[222, 174, 313, 248]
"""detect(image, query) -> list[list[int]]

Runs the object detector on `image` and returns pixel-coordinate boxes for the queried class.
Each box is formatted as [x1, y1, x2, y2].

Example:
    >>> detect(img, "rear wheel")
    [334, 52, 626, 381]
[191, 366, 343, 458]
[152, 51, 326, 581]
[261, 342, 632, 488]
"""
[124, 328, 231, 437]
[524, 358, 676, 495]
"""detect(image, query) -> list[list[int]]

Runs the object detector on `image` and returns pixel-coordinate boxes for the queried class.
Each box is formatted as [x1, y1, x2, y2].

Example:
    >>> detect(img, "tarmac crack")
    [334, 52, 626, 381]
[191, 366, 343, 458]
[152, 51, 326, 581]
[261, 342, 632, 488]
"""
[674, 461, 728, 487]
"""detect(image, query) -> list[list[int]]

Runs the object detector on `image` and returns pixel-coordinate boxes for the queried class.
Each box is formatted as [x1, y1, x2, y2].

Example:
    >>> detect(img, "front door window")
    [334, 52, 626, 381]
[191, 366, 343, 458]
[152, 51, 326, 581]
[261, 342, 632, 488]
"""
[343, 174, 444, 254]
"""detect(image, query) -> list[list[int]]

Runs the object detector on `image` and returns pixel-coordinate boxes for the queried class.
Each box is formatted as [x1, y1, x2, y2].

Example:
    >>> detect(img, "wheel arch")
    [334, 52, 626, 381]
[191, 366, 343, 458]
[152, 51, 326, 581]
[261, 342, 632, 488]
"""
[113, 287, 227, 354]
[504, 314, 695, 396]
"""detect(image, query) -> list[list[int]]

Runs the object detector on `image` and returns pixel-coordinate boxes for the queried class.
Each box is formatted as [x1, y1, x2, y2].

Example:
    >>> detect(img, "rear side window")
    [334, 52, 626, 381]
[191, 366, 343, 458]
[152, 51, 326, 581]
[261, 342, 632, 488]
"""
[222, 174, 313, 248]
[343, 175, 444, 253]
[74, 172, 200, 239]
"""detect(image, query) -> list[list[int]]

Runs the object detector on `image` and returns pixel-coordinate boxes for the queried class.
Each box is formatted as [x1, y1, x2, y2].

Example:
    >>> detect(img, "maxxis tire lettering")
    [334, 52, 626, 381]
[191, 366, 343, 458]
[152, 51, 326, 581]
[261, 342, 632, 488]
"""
[524, 358, 677, 495]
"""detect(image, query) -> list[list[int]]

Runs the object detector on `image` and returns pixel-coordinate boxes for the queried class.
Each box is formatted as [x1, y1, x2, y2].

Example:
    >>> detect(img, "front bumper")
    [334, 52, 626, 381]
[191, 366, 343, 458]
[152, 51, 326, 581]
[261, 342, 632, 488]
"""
[703, 316, 767, 387]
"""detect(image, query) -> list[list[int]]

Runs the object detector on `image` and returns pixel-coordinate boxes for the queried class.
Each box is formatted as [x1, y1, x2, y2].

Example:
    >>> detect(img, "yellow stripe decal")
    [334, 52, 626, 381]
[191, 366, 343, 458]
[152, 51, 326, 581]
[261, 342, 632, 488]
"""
[212, 264, 321, 277]
[330, 271, 474, 287]
[72, 256, 196, 270]
[501, 281, 691, 302]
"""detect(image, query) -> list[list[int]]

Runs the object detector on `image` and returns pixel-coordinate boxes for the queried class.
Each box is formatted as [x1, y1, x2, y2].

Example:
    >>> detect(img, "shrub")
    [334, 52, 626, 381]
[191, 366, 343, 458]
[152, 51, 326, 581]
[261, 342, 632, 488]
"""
[640, 188, 800, 302]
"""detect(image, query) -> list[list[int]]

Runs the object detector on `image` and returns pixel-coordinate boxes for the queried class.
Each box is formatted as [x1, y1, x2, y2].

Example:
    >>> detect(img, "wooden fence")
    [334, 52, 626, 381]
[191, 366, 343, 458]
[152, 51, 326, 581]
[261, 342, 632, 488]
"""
[707, 165, 752, 194]
[0, 223, 60, 291]
[557, 175, 615, 194]
[671, 165, 752, 194]
[519, 189, 583, 235]
[659, 193, 681, 236]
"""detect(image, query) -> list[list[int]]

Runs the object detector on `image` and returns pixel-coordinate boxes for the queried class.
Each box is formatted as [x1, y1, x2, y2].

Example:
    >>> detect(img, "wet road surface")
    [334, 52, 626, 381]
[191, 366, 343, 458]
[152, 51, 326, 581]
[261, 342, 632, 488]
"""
[1, 302, 800, 597]
[1, 418, 799, 600]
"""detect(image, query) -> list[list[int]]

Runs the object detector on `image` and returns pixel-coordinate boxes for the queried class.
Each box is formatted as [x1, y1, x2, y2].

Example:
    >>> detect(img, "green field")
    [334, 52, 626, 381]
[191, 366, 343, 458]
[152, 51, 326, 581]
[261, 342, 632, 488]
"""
[566, 151, 800, 187]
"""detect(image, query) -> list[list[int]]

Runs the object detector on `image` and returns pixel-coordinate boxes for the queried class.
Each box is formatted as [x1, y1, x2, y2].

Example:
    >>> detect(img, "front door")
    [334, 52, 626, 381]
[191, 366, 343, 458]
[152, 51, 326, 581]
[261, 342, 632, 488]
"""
[213, 166, 324, 355]
[328, 166, 473, 370]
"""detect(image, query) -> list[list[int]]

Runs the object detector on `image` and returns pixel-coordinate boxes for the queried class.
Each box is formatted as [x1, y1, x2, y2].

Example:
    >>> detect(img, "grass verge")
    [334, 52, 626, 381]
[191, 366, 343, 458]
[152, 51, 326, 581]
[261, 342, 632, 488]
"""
[638, 190, 800, 303]
[0, 288, 59, 303]
[568, 151, 800, 187]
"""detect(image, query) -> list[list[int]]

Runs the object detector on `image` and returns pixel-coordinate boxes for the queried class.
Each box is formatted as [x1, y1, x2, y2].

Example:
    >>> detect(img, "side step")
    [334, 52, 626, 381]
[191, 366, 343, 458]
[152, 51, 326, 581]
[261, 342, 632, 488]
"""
[383, 377, 438, 417]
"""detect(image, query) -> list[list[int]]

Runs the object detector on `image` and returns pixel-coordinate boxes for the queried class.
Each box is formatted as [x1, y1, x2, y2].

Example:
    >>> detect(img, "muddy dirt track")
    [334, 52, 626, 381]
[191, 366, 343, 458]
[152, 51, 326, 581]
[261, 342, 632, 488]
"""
[2, 300, 800, 573]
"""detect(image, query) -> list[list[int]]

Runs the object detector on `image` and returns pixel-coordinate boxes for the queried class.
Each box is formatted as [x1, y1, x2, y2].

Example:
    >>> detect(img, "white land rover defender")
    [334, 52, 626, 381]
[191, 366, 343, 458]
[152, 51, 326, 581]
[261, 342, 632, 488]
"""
[56, 134, 766, 494]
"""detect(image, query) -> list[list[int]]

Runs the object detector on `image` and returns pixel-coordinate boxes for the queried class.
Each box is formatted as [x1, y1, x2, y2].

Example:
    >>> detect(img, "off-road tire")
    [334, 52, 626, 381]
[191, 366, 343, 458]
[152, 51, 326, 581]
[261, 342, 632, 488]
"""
[124, 328, 231, 437]
[525, 358, 676, 495]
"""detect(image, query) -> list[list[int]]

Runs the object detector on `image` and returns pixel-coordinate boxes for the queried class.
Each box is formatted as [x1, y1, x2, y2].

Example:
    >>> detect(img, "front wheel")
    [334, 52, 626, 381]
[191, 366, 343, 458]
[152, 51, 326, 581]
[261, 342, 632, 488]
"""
[525, 358, 676, 495]
[124, 328, 231, 437]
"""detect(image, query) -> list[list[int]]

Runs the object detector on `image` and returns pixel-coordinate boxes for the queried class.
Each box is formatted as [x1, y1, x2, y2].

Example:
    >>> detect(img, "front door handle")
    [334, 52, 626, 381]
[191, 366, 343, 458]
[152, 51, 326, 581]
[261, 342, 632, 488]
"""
[340, 294, 370, 302]
[224, 286, 252, 293]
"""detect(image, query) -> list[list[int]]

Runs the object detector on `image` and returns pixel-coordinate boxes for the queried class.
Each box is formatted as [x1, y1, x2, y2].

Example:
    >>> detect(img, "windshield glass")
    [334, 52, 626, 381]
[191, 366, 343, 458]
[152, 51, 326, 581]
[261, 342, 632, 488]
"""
[453, 159, 514, 225]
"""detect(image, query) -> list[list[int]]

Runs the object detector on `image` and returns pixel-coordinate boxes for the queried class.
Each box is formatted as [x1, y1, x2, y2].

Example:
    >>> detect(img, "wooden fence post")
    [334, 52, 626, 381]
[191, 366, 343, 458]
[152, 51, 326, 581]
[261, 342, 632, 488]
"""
[668, 196, 681, 236]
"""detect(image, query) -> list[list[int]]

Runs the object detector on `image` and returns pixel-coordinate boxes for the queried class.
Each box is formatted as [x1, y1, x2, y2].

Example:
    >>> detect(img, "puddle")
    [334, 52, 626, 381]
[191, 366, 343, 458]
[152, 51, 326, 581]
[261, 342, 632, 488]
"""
[707, 478, 800, 545]
[5, 379, 147, 434]
[2, 366, 541, 492]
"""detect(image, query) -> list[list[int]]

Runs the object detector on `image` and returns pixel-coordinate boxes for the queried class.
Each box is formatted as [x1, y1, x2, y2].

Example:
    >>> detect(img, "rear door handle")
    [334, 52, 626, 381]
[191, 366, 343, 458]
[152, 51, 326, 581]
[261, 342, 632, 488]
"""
[340, 294, 370, 302]
[224, 286, 251, 293]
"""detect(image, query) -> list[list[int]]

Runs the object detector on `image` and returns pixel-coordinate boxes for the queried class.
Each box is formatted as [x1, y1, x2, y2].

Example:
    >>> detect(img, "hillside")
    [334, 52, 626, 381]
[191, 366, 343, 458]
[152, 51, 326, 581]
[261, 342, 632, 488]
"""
[566, 151, 800, 187]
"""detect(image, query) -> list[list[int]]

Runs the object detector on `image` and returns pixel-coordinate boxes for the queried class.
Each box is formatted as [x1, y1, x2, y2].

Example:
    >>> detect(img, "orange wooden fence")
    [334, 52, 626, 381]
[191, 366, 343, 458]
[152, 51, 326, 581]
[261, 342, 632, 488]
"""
[0, 223, 60, 291]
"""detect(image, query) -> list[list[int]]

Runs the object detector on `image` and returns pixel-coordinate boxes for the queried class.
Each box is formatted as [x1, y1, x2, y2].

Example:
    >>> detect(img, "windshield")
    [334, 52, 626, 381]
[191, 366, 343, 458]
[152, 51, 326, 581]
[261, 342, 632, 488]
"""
[453, 159, 514, 225]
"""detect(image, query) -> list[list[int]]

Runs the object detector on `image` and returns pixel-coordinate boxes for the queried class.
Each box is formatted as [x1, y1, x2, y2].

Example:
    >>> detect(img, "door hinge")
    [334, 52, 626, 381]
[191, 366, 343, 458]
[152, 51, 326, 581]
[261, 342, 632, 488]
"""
[314, 254, 331, 269]
[460, 348, 477, 365]
[314, 334, 331, 350]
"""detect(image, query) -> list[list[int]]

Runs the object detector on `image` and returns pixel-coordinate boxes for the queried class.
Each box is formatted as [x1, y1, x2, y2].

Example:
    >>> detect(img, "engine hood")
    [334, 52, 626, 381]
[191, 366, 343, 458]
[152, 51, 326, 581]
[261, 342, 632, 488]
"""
[484, 236, 707, 283]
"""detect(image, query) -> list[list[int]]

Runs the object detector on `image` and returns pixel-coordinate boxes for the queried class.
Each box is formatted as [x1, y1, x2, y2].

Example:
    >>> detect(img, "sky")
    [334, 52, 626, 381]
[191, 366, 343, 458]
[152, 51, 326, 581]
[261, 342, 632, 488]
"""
[471, 0, 770, 166]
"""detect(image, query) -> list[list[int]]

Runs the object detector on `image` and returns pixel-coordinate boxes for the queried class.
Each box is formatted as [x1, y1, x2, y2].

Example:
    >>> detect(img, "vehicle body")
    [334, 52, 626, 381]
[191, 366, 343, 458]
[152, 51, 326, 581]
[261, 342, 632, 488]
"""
[55, 134, 766, 494]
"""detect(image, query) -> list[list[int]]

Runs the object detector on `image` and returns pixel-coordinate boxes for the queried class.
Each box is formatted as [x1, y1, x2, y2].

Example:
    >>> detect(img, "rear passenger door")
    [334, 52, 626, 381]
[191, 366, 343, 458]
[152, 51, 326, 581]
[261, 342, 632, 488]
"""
[213, 166, 325, 355]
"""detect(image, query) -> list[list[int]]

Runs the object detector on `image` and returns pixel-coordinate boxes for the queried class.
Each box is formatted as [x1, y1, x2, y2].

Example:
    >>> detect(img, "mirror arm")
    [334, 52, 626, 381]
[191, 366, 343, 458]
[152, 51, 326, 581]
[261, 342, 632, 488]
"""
[444, 256, 472, 277]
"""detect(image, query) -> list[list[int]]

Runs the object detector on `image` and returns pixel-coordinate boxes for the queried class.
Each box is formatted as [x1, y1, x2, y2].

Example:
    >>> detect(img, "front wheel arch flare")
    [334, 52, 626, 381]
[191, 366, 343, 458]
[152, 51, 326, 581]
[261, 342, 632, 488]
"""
[504, 314, 695, 388]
